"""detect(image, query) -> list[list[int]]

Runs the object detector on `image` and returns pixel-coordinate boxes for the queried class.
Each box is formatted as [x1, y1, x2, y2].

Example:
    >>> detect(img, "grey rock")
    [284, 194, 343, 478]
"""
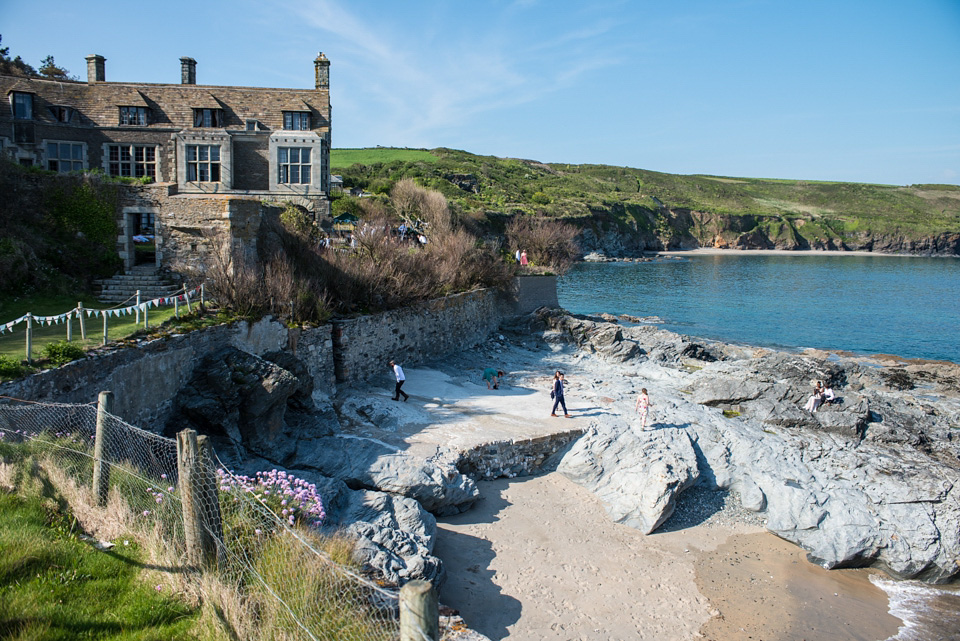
[558, 420, 700, 534]
[294, 435, 479, 516]
[333, 488, 445, 587]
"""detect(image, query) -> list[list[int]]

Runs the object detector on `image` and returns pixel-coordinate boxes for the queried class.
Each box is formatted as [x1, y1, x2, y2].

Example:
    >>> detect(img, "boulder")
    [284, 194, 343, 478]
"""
[558, 420, 700, 534]
[293, 435, 479, 516]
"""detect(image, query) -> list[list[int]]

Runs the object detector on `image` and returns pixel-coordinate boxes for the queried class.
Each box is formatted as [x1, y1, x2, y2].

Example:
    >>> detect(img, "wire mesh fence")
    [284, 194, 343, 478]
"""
[0, 394, 440, 641]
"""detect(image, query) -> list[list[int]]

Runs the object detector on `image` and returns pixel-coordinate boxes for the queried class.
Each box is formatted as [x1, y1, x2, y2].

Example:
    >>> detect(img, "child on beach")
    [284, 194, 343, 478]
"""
[483, 367, 505, 389]
[635, 388, 652, 431]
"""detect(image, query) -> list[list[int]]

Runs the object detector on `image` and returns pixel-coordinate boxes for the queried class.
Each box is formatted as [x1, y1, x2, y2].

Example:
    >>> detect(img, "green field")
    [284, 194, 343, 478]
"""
[330, 147, 438, 169]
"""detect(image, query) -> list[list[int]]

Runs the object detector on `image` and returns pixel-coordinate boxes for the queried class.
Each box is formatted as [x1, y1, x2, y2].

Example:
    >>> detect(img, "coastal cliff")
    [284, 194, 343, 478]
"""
[333, 147, 960, 257]
[578, 207, 960, 256]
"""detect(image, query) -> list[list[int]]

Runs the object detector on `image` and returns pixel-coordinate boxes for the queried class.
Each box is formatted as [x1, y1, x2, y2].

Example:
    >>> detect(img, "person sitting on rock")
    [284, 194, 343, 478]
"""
[483, 367, 505, 390]
[803, 381, 824, 412]
[822, 385, 837, 404]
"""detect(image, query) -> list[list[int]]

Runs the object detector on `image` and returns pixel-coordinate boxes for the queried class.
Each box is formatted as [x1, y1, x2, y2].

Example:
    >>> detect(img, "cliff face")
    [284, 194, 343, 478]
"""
[577, 207, 960, 256]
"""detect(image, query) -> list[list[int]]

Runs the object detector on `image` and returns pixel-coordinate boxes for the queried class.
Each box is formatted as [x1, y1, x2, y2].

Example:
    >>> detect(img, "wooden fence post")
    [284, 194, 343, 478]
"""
[25, 313, 32, 364]
[400, 580, 439, 641]
[78, 302, 86, 340]
[92, 391, 113, 507]
[177, 429, 224, 570]
[135, 290, 141, 325]
[102, 311, 108, 346]
[66, 309, 73, 342]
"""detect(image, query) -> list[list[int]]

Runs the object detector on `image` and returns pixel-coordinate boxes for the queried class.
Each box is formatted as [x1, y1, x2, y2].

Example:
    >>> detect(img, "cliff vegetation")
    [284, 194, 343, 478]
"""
[332, 148, 960, 255]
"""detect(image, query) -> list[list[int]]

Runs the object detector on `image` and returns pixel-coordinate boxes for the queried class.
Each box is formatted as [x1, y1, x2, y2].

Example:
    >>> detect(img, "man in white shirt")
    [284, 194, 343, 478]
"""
[389, 360, 409, 402]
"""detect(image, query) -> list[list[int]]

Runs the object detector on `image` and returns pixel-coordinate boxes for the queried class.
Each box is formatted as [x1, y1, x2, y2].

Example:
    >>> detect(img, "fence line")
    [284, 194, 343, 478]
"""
[0, 395, 445, 641]
[0, 284, 204, 362]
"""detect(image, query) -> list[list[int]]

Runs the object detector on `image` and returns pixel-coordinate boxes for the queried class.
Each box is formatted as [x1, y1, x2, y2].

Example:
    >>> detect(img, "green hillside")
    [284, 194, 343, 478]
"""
[331, 148, 960, 253]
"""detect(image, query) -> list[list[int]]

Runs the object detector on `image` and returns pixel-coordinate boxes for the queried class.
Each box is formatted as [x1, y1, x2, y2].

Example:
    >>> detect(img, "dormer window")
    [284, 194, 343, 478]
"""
[283, 111, 310, 131]
[48, 105, 75, 123]
[193, 108, 224, 128]
[119, 106, 148, 126]
[12, 92, 33, 119]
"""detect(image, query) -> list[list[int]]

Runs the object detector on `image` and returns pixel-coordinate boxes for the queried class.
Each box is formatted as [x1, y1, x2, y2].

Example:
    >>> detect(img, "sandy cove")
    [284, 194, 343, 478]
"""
[333, 325, 919, 640]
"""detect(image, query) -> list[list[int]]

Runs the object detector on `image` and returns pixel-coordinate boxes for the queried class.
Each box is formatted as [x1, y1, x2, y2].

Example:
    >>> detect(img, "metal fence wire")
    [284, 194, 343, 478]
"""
[0, 396, 447, 641]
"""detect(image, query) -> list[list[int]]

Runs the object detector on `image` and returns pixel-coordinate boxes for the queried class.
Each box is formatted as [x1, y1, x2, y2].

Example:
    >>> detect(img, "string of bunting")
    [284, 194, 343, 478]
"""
[0, 285, 203, 335]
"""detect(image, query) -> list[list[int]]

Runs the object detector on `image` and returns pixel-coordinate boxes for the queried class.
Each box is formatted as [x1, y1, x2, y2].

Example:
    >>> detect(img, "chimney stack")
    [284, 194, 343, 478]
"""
[85, 55, 106, 83]
[180, 57, 197, 85]
[314, 52, 329, 90]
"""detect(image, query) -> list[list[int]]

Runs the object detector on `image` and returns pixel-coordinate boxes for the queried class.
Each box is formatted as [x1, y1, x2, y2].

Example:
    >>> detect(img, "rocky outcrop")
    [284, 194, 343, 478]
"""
[559, 421, 699, 534]
[549, 313, 960, 582]
[169, 346, 455, 586]
[576, 208, 960, 257]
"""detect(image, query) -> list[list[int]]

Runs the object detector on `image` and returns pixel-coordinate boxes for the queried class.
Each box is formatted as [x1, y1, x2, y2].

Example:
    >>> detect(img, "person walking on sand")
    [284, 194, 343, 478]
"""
[550, 371, 572, 417]
[389, 360, 409, 402]
[635, 388, 652, 431]
[483, 367, 505, 390]
[520, 250, 529, 266]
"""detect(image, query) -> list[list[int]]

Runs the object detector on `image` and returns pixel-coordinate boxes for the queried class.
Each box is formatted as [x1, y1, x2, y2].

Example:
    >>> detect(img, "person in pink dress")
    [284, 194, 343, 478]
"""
[520, 250, 528, 266]
[634, 388, 652, 431]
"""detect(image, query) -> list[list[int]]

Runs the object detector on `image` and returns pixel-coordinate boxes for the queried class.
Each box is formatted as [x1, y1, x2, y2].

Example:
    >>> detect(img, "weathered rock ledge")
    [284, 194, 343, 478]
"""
[537, 309, 960, 583]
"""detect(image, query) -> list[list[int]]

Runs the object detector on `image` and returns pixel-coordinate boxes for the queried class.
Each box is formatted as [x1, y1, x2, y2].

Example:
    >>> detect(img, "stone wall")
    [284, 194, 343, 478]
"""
[331, 289, 508, 384]
[0, 318, 335, 432]
[506, 275, 559, 314]
[0, 278, 560, 426]
[456, 429, 584, 479]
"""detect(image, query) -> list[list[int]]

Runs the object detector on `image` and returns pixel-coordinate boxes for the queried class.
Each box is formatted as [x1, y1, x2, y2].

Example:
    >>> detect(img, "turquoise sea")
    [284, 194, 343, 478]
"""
[558, 253, 960, 364]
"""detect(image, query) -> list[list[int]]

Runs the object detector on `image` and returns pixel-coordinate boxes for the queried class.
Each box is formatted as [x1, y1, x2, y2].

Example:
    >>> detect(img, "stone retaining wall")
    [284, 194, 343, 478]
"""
[456, 429, 584, 479]
[331, 289, 508, 383]
[0, 318, 335, 432]
[1, 277, 560, 426]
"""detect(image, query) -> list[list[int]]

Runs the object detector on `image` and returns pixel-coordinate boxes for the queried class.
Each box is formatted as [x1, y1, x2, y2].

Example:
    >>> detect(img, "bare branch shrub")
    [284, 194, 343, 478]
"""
[505, 216, 581, 274]
[203, 230, 265, 317]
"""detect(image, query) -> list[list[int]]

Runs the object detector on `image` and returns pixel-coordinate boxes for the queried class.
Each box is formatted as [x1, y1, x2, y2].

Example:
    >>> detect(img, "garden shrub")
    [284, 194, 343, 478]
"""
[42, 340, 85, 366]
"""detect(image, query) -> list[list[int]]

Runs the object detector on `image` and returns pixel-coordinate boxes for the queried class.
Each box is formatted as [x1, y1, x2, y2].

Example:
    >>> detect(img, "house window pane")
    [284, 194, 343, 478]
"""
[72, 144, 83, 160]
[107, 144, 156, 179]
[48, 142, 58, 156]
[13, 93, 33, 119]
[278, 146, 312, 185]
[185, 144, 221, 183]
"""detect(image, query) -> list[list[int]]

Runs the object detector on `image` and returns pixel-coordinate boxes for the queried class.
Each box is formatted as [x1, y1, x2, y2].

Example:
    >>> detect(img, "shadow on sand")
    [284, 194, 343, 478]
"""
[434, 483, 522, 640]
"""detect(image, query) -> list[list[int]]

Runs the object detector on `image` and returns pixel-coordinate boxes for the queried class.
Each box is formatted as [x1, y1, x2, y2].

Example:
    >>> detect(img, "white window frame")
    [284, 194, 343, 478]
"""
[45, 141, 85, 173]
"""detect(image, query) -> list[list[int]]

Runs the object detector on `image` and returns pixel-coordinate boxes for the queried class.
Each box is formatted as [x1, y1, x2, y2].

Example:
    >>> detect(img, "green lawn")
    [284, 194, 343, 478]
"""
[0, 491, 202, 640]
[0, 294, 182, 364]
[330, 147, 438, 169]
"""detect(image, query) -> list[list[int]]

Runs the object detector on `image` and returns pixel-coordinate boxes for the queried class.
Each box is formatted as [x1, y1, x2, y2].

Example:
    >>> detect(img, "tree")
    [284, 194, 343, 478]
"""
[0, 35, 37, 77]
[38, 55, 75, 80]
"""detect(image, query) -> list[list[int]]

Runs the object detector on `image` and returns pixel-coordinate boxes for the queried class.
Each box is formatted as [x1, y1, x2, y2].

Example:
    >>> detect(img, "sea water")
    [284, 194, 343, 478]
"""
[558, 253, 960, 363]
[559, 252, 960, 637]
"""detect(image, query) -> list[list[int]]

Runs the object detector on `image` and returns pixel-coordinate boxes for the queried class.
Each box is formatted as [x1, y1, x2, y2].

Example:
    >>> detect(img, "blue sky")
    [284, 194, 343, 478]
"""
[2, 0, 958, 185]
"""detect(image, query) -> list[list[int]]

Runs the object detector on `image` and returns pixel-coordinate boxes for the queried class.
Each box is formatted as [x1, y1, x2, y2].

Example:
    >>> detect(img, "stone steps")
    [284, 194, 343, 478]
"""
[93, 270, 183, 304]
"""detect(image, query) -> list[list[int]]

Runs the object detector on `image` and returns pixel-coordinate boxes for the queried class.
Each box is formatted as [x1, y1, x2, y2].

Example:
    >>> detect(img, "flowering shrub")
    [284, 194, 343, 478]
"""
[217, 468, 326, 528]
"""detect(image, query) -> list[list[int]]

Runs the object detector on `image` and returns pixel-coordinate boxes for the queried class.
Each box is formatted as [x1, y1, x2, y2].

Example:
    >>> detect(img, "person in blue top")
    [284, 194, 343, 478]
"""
[482, 368, 505, 390]
[550, 371, 572, 417]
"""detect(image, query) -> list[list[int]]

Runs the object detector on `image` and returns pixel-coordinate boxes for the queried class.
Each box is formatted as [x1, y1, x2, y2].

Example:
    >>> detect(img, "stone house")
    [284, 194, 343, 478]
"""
[0, 53, 332, 276]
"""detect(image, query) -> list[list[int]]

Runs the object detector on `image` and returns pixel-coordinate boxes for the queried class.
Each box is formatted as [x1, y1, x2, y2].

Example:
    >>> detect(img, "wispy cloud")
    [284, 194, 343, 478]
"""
[292, 0, 625, 145]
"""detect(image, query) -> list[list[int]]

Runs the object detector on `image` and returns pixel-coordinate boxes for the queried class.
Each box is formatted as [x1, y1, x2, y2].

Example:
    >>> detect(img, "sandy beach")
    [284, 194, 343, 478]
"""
[337, 333, 908, 640]
[436, 474, 899, 641]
